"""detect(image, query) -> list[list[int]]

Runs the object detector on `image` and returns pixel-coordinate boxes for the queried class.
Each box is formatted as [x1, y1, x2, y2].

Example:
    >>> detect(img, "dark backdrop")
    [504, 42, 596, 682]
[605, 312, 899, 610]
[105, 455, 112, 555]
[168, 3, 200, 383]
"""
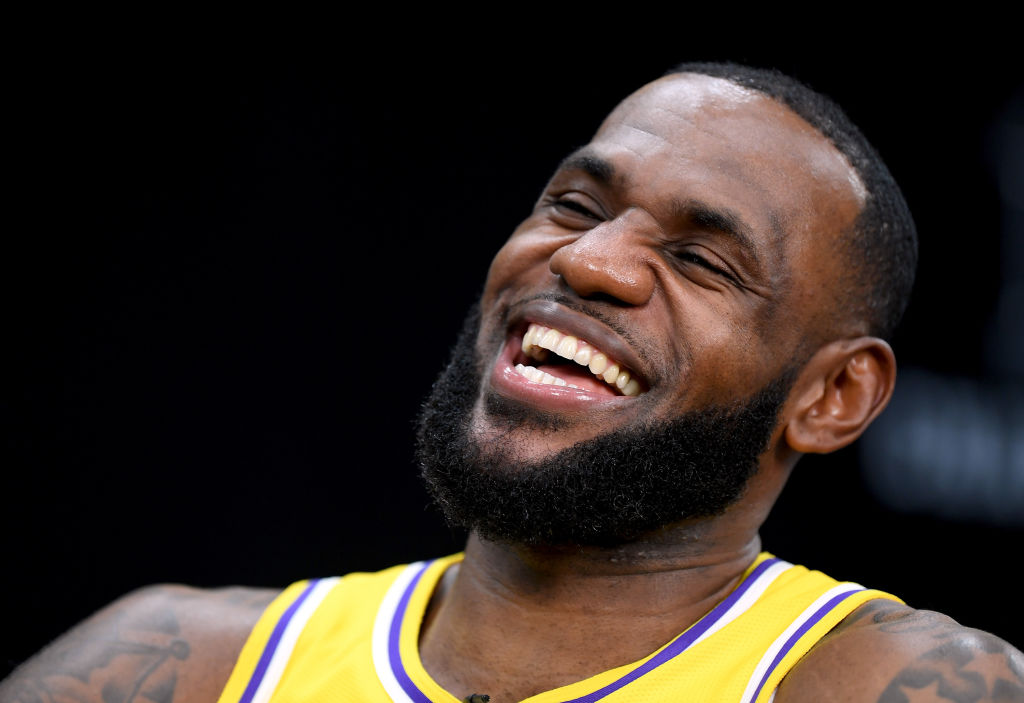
[5, 33, 1022, 674]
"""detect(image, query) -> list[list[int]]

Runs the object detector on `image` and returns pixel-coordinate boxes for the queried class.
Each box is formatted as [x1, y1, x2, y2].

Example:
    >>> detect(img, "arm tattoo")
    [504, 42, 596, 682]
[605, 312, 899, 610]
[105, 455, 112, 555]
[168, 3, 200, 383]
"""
[1, 586, 273, 703]
[875, 610, 1024, 703]
[1, 600, 190, 703]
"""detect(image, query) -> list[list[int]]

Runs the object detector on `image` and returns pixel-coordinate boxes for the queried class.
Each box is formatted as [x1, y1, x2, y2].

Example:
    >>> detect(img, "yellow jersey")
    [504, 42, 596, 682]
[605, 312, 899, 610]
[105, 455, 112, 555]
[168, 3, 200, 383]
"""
[216, 553, 900, 702]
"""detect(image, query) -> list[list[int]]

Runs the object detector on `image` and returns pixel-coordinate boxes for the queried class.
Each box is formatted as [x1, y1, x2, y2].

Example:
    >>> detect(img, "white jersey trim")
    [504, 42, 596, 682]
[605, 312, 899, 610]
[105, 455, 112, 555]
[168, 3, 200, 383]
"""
[739, 582, 865, 703]
[690, 558, 792, 648]
[246, 576, 340, 703]
[372, 561, 431, 703]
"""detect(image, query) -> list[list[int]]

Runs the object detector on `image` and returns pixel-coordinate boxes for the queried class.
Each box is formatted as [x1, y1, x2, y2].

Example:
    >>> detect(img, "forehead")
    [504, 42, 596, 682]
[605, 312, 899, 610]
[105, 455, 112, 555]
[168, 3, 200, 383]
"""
[589, 73, 865, 275]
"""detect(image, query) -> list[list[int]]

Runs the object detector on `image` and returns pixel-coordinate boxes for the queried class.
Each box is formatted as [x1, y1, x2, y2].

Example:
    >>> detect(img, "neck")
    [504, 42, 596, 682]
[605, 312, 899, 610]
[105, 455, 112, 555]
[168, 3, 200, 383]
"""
[419, 517, 762, 702]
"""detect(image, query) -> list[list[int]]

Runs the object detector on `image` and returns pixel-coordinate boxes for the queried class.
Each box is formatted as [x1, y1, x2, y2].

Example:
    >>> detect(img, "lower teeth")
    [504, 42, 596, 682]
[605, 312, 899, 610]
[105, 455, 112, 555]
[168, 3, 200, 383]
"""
[514, 364, 581, 390]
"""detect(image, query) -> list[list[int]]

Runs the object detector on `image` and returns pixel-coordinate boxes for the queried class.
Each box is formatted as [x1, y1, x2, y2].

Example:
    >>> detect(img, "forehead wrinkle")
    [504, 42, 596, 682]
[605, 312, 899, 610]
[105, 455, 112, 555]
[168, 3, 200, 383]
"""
[593, 117, 683, 173]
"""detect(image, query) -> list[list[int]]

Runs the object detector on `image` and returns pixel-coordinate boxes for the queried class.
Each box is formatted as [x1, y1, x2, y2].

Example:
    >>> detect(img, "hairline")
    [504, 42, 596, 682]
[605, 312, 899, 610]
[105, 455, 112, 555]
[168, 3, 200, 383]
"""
[662, 62, 918, 342]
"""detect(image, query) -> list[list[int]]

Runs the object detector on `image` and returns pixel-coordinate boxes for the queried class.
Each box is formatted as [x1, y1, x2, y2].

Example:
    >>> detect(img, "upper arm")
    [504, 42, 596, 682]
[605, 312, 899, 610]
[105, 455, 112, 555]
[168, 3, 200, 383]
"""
[776, 600, 1024, 703]
[0, 583, 280, 703]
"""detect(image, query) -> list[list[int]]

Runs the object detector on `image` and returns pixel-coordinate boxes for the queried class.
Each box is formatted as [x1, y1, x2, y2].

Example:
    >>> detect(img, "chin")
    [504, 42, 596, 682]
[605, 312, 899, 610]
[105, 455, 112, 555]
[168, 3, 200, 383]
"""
[415, 301, 799, 547]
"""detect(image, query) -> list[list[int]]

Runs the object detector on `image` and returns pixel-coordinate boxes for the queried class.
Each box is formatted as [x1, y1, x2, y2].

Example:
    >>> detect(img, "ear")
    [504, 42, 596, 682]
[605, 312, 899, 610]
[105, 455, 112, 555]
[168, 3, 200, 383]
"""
[783, 337, 897, 454]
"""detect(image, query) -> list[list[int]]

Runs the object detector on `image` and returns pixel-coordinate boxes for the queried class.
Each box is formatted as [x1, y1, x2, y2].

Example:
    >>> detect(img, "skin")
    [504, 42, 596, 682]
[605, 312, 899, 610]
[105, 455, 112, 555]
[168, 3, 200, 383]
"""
[3, 74, 1021, 703]
[0, 584, 276, 703]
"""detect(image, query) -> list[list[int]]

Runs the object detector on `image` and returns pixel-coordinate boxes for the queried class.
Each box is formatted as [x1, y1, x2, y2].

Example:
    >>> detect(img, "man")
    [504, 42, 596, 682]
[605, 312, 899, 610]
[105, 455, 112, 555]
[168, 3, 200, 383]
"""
[2, 61, 1021, 702]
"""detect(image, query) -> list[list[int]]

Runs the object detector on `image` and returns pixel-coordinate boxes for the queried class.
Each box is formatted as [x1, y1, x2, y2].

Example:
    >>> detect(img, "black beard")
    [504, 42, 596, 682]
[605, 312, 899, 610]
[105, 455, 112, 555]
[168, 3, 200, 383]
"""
[415, 303, 798, 548]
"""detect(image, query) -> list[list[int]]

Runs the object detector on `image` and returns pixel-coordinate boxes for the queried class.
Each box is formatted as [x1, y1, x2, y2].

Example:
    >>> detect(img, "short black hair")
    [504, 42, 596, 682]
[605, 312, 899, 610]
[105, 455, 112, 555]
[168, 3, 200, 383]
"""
[667, 61, 918, 342]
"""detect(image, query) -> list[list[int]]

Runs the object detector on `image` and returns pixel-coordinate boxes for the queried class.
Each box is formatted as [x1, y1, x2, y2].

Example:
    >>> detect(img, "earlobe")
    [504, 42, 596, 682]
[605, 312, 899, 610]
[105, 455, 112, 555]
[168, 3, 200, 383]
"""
[784, 338, 897, 454]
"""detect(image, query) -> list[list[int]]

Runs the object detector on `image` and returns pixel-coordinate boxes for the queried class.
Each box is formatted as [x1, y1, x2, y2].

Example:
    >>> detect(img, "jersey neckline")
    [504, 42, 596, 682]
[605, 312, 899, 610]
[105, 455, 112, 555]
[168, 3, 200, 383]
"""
[371, 552, 791, 703]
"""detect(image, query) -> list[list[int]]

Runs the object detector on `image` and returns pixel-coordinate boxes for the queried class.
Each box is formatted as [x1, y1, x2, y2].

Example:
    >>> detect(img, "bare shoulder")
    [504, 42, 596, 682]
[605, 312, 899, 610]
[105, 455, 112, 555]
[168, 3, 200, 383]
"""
[777, 599, 1024, 703]
[0, 583, 280, 703]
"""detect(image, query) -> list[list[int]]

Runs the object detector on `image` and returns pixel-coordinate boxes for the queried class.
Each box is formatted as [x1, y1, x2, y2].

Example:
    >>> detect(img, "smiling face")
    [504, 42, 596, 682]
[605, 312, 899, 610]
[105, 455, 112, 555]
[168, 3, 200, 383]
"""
[415, 73, 870, 546]
[471, 73, 865, 462]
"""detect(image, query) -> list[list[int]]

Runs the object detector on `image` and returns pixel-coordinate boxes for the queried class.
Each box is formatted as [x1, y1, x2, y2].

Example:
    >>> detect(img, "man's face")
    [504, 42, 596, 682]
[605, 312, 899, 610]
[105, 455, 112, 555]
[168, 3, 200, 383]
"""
[417, 74, 864, 545]
[470, 73, 864, 461]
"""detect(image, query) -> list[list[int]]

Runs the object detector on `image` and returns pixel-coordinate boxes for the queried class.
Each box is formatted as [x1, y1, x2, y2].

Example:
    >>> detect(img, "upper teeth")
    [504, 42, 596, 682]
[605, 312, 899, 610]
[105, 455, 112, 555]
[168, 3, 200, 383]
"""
[519, 323, 644, 396]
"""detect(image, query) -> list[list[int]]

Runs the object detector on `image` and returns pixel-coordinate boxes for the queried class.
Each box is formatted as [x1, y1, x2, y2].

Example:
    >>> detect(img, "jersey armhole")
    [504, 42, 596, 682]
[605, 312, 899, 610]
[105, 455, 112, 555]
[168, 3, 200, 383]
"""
[753, 589, 903, 703]
[215, 580, 312, 703]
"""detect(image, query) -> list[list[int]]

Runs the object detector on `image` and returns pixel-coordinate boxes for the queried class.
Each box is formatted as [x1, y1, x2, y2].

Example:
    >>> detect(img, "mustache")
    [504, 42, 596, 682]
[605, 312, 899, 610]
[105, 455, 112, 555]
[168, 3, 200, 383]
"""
[525, 292, 636, 337]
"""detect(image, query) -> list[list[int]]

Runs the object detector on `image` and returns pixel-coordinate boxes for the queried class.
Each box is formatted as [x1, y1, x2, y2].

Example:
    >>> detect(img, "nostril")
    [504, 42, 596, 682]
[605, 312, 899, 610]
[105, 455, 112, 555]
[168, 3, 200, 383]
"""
[556, 278, 635, 307]
[550, 242, 656, 307]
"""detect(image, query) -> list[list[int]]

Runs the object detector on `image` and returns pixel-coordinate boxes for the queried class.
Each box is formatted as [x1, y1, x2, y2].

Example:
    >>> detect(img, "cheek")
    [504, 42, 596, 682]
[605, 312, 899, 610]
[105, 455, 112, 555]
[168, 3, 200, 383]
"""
[485, 239, 521, 281]
[480, 232, 554, 307]
[479, 243, 519, 311]
[678, 318, 776, 404]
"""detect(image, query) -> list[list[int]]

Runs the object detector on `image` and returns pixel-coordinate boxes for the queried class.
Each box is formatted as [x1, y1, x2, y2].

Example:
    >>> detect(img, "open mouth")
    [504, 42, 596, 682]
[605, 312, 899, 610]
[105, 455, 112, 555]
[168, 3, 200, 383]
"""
[513, 323, 646, 397]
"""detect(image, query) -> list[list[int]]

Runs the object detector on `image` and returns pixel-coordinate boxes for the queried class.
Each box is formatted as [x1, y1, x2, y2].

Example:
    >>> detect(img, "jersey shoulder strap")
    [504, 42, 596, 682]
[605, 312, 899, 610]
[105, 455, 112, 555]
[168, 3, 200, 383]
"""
[216, 553, 901, 703]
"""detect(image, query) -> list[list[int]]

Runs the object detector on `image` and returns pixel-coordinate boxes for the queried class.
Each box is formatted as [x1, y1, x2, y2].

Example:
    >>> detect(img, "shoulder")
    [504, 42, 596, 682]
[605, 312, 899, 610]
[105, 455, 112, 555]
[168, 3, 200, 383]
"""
[0, 583, 282, 703]
[776, 599, 1024, 702]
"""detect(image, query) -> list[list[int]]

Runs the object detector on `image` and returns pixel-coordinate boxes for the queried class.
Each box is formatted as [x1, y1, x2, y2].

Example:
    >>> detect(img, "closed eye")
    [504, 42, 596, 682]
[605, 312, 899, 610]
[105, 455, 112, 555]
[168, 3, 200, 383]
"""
[554, 198, 601, 220]
[676, 252, 738, 284]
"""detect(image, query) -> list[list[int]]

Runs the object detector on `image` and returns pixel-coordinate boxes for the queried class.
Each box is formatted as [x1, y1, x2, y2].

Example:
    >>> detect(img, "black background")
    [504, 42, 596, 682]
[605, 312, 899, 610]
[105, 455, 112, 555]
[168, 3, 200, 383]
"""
[5, 29, 1023, 675]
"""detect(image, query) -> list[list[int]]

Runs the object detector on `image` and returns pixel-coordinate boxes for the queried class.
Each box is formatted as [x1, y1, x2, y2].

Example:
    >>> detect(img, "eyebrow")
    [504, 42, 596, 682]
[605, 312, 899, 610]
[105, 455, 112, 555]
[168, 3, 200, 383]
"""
[555, 148, 766, 274]
[678, 201, 763, 269]
[556, 148, 616, 184]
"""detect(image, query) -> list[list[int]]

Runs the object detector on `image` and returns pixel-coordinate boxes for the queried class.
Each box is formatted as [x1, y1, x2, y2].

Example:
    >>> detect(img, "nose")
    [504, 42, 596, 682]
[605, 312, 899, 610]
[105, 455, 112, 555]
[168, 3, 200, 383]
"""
[548, 209, 657, 306]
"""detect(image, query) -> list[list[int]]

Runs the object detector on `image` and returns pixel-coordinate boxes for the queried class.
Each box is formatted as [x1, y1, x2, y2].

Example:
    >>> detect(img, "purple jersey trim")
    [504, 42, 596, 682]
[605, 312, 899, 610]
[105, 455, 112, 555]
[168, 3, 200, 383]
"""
[560, 556, 782, 703]
[386, 557, 787, 703]
[237, 578, 322, 703]
[745, 586, 863, 703]
[387, 561, 435, 703]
